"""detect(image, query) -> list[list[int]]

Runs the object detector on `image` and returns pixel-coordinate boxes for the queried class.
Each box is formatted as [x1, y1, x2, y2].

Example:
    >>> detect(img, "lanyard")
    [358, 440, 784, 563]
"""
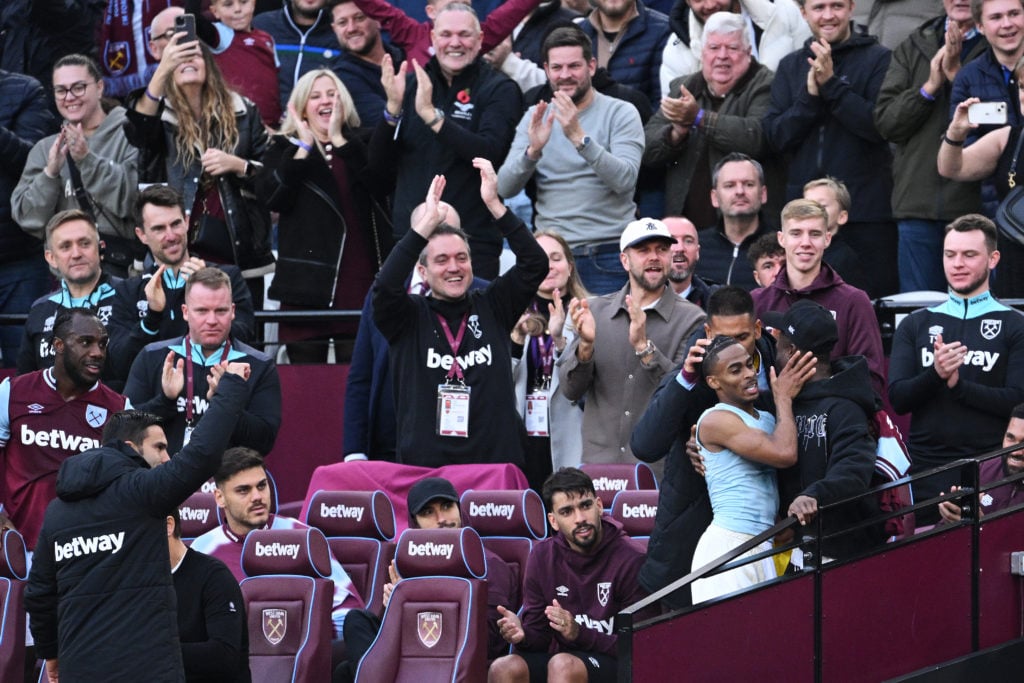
[529, 334, 554, 378]
[183, 335, 232, 423]
[436, 314, 468, 382]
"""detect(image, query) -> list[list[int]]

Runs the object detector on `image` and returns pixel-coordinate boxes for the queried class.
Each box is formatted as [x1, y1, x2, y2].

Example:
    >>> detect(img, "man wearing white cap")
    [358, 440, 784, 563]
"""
[559, 218, 706, 467]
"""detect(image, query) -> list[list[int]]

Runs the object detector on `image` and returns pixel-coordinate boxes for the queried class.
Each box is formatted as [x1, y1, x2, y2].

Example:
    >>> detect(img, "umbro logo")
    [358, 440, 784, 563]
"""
[28, 403, 44, 414]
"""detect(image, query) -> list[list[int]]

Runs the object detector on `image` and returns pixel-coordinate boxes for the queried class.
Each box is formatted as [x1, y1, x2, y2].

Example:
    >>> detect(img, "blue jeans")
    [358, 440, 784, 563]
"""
[573, 243, 627, 295]
[898, 219, 947, 293]
[0, 256, 51, 368]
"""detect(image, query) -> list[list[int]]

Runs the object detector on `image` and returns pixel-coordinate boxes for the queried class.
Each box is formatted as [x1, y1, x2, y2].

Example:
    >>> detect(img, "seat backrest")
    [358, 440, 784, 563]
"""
[609, 489, 660, 549]
[355, 528, 488, 683]
[178, 491, 220, 542]
[460, 489, 547, 610]
[240, 528, 334, 683]
[0, 529, 28, 683]
[580, 462, 659, 507]
[306, 490, 398, 615]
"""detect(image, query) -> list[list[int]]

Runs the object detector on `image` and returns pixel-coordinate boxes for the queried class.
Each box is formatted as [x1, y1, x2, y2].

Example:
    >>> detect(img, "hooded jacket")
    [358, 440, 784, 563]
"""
[518, 518, 655, 656]
[779, 356, 886, 560]
[763, 25, 893, 222]
[25, 375, 247, 683]
[752, 262, 886, 397]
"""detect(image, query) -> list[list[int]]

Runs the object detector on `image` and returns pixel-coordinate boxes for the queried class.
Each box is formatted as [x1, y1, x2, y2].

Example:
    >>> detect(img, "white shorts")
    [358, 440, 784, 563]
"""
[691, 523, 776, 604]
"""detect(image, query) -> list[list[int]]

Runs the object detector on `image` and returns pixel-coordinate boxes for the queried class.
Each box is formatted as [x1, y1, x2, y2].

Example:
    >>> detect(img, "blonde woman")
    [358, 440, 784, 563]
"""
[259, 69, 392, 363]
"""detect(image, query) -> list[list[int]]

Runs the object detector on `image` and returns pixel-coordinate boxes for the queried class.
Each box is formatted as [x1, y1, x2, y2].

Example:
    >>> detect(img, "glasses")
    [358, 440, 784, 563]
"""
[53, 81, 95, 100]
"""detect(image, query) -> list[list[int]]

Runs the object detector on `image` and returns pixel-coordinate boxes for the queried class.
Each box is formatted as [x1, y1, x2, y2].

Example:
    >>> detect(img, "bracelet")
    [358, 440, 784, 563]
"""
[382, 108, 402, 125]
[426, 108, 445, 128]
[919, 86, 936, 102]
[691, 109, 705, 130]
[295, 140, 313, 153]
[635, 339, 656, 358]
[942, 133, 966, 147]
[144, 88, 161, 103]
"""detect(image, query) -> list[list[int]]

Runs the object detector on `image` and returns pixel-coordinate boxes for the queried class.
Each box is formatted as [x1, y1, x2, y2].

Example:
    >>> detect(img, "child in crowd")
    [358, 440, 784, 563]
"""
[186, 0, 282, 128]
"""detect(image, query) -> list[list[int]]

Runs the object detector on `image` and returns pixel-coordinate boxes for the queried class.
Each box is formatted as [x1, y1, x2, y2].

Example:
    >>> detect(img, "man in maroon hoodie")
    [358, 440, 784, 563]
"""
[489, 467, 656, 683]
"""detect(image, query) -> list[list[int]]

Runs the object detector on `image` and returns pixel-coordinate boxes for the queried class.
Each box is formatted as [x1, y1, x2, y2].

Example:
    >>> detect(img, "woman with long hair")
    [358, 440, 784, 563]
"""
[125, 33, 274, 297]
[511, 231, 588, 490]
[259, 69, 391, 363]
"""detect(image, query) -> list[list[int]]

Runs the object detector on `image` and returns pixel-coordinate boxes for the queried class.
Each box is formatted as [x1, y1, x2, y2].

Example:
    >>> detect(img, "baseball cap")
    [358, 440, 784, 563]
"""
[762, 300, 838, 355]
[619, 218, 675, 252]
[407, 477, 459, 517]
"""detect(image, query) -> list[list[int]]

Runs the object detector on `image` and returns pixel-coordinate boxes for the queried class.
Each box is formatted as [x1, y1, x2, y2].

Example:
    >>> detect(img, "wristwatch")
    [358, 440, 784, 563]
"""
[426, 108, 445, 127]
[635, 339, 656, 359]
[575, 135, 591, 152]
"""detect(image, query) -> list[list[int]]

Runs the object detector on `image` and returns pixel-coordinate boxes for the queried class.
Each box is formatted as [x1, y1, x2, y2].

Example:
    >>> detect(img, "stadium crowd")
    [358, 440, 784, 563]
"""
[3, 0, 1024, 679]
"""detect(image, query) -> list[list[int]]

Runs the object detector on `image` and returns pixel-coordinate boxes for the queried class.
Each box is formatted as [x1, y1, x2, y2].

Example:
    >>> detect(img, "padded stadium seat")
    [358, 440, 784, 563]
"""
[460, 489, 546, 610]
[0, 529, 28, 683]
[240, 528, 334, 683]
[609, 489, 660, 550]
[580, 462, 659, 507]
[305, 490, 398, 616]
[355, 528, 488, 683]
[178, 491, 220, 543]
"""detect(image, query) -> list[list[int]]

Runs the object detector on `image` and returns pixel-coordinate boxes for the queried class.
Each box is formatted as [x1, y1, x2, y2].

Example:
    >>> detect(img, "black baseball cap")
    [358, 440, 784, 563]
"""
[407, 477, 459, 517]
[762, 300, 838, 355]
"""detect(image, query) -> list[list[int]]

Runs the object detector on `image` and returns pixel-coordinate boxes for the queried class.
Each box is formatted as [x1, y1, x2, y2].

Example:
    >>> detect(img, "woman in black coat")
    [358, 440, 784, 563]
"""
[261, 69, 391, 363]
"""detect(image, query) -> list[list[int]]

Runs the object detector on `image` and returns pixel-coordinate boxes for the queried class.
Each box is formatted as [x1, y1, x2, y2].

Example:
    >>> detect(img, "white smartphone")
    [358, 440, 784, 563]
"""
[968, 101, 1008, 126]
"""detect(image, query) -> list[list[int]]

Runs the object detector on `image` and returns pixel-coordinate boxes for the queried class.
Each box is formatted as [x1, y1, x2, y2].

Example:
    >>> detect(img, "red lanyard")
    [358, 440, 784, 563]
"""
[183, 335, 232, 423]
[436, 314, 468, 382]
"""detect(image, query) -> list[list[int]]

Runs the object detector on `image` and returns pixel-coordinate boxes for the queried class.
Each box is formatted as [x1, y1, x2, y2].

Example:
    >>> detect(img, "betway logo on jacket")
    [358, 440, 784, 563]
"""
[920, 348, 999, 372]
[55, 531, 125, 561]
[426, 345, 493, 371]
[21, 425, 100, 453]
[319, 503, 364, 522]
[468, 502, 515, 519]
[407, 541, 454, 560]
[176, 395, 210, 415]
[575, 613, 614, 635]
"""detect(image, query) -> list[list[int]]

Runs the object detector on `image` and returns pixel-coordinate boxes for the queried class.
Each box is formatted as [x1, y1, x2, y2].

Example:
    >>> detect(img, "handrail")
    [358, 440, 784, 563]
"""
[617, 443, 1024, 630]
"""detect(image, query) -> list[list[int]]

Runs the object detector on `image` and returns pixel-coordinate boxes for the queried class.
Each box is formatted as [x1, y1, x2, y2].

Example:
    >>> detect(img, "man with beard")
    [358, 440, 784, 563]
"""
[938, 402, 1024, 523]
[488, 467, 657, 683]
[888, 214, 1024, 523]
[664, 216, 716, 309]
[560, 219, 705, 467]
[109, 185, 254, 385]
[695, 153, 776, 290]
[254, 0, 343, 109]
[0, 309, 130, 552]
[497, 25, 644, 294]
[329, 0, 405, 126]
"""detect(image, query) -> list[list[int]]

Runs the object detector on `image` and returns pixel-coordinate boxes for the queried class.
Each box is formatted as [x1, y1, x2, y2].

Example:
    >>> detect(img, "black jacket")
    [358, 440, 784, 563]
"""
[631, 329, 776, 607]
[779, 356, 886, 560]
[763, 25, 893, 222]
[260, 132, 392, 307]
[0, 69, 55, 264]
[25, 375, 247, 683]
[696, 211, 777, 291]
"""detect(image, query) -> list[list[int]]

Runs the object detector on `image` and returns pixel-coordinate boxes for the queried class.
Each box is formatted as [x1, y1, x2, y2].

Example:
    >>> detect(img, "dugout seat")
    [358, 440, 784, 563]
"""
[306, 490, 397, 616]
[609, 489, 660, 550]
[580, 462, 659, 507]
[178, 491, 220, 543]
[355, 528, 488, 683]
[0, 529, 28, 683]
[240, 527, 334, 683]
[460, 488, 547, 610]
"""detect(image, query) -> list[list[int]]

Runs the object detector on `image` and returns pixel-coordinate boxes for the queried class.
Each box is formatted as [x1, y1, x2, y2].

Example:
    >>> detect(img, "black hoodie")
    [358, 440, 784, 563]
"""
[779, 355, 886, 560]
[25, 375, 247, 683]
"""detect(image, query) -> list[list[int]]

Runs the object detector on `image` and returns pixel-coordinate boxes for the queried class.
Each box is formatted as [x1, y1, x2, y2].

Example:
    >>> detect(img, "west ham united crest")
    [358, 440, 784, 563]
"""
[417, 611, 442, 648]
[263, 608, 287, 645]
[597, 581, 611, 607]
[980, 319, 1002, 340]
[85, 404, 108, 428]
